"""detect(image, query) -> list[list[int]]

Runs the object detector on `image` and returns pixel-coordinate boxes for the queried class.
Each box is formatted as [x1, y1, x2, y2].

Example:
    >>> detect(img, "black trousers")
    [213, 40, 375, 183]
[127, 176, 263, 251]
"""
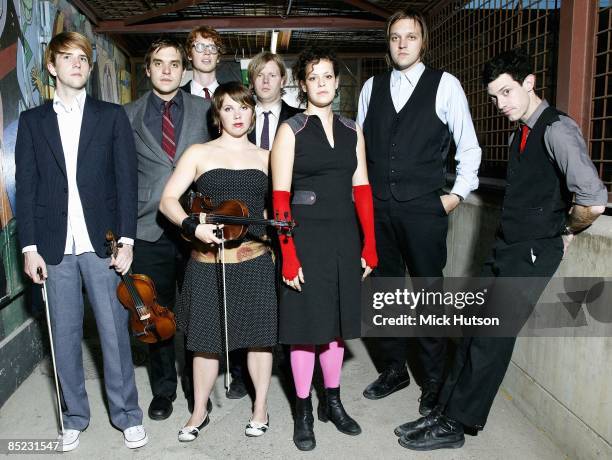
[439, 234, 564, 428]
[133, 233, 186, 399]
[372, 191, 449, 385]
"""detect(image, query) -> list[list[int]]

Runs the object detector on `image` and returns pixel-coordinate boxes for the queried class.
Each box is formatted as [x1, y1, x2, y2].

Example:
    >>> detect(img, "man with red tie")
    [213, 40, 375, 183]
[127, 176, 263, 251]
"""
[396, 47, 607, 451]
[124, 38, 211, 421]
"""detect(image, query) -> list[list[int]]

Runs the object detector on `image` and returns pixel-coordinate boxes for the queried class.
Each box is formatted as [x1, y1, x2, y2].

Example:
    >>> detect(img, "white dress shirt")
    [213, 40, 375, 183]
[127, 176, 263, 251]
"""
[356, 62, 481, 199]
[190, 79, 219, 98]
[23, 91, 133, 255]
[56, 90, 94, 255]
[255, 100, 282, 149]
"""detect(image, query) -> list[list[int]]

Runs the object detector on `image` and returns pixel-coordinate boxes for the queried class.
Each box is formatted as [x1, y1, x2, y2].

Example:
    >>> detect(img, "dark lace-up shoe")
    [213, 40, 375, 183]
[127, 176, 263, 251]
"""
[363, 366, 410, 400]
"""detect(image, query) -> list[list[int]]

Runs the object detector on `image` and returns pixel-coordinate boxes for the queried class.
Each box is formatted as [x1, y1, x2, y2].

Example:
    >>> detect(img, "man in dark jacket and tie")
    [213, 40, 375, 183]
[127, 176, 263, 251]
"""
[124, 37, 210, 421]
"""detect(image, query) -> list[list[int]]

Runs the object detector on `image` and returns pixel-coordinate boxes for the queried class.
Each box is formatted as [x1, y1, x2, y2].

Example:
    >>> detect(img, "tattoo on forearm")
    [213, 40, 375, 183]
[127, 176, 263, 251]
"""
[568, 205, 600, 233]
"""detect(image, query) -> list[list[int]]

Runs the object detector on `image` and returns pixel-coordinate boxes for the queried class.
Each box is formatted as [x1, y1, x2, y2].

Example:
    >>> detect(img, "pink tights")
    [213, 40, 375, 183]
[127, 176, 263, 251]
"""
[290, 339, 345, 399]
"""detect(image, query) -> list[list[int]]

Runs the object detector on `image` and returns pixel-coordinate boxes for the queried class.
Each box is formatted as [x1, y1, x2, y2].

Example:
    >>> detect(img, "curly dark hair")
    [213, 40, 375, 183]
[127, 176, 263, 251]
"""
[292, 47, 339, 105]
[482, 48, 533, 86]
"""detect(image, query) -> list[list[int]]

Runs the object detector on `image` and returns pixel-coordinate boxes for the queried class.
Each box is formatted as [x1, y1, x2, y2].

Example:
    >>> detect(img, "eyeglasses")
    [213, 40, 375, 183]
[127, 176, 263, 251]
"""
[192, 43, 219, 54]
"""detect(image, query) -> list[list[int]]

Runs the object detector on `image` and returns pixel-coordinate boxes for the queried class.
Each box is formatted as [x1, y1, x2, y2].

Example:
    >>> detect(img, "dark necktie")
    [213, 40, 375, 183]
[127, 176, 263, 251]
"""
[203, 88, 211, 100]
[162, 100, 176, 160]
[519, 124, 530, 154]
[260, 111, 271, 150]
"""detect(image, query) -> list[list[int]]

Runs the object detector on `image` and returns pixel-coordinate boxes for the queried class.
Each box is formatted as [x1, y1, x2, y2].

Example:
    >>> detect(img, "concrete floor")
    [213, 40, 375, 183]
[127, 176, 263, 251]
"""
[0, 333, 567, 460]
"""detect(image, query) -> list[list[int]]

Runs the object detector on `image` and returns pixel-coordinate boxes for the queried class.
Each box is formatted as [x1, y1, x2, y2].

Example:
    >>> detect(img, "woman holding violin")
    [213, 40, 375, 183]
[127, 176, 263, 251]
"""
[159, 82, 276, 441]
[271, 47, 378, 451]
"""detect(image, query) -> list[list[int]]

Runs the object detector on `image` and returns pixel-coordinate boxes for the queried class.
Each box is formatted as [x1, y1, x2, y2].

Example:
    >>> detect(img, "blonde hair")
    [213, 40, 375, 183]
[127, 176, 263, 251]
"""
[45, 31, 93, 68]
[247, 52, 287, 94]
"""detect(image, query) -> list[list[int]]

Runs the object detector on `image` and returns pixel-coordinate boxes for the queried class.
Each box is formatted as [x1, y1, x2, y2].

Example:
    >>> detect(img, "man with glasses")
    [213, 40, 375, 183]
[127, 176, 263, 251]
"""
[182, 26, 222, 100]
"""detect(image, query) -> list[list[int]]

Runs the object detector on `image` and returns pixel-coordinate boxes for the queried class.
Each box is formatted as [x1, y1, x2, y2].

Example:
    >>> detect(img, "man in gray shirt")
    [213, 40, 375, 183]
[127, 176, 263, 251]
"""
[396, 47, 607, 451]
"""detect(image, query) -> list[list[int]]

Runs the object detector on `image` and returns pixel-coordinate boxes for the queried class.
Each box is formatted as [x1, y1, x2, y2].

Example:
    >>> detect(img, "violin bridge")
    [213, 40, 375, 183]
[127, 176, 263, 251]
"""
[139, 313, 151, 320]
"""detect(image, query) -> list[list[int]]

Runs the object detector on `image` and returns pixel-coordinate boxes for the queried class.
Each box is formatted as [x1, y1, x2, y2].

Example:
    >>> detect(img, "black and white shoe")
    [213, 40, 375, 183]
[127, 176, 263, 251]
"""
[178, 414, 210, 442]
[245, 416, 269, 437]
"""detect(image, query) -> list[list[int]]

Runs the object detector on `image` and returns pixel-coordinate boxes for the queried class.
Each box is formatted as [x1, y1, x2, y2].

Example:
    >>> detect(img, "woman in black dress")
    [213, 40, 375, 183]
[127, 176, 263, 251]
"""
[159, 82, 276, 441]
[271, 48, 378, 451]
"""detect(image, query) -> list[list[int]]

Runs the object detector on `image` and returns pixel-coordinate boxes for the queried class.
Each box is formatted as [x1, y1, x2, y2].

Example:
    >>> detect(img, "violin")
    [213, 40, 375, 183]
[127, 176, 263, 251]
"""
[106, 231, 176, 344]
[179, 191, 296, 242]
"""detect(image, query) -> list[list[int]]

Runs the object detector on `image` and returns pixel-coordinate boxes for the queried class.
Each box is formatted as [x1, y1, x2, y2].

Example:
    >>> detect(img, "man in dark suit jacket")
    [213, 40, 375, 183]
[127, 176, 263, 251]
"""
[123, 37, 210, 421]
[247, 51, 302, 149]
[15, 32, 146, 452]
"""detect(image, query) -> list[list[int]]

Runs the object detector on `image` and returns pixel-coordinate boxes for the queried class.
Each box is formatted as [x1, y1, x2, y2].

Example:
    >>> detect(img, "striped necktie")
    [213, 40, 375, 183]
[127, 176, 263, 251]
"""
[204, 88, 211, 100]
[162, 100, 176, 160]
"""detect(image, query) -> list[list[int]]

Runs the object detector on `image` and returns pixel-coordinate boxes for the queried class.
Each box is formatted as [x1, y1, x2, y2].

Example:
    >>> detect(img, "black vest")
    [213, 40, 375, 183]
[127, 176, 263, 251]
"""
[363, 68, 451, 201]
[500, 106, 570, 243]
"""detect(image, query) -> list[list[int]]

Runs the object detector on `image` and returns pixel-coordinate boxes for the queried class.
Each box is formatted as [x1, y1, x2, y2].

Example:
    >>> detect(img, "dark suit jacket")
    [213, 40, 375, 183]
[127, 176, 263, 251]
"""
[123, 89, 210, 242]
[248, 100, 302, 146]
[15, 96, 138, 265]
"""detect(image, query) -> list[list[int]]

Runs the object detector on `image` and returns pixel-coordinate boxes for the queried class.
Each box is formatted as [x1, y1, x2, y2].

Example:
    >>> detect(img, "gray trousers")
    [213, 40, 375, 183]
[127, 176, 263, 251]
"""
[46, 252, 143, 431]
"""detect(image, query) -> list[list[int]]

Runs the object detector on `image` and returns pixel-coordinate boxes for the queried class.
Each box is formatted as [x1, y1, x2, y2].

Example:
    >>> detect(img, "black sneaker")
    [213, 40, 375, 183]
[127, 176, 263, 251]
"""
[363, 366, 410, 400]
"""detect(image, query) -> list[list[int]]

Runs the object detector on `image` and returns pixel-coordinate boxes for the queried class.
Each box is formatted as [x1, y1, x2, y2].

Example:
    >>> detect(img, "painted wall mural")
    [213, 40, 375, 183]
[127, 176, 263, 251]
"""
[0, 0, 131, 306]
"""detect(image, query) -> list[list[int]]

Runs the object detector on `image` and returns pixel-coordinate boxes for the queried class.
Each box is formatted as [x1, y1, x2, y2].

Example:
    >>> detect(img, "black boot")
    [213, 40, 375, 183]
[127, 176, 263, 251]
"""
[418, 380, 441, 416]
[318, 387, 362, 435]
[293, 395, 316, 451]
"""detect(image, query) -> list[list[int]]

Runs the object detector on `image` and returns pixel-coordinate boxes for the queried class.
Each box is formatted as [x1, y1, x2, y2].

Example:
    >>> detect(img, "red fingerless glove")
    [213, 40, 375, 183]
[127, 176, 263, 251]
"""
[353, 184, 378, 269]
[273, 190, 302, 280]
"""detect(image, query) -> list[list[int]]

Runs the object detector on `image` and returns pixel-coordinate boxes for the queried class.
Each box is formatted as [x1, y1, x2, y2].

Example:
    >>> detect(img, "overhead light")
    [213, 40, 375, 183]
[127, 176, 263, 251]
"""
[271, 30, 278, 54]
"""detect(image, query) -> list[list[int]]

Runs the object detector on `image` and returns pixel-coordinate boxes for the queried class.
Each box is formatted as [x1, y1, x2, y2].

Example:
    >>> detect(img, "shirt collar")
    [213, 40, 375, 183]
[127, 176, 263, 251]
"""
[53, 90, 86, 115]
[191, 79, 219, 96]
[523, 99, 549, 129]
[149, 90, 183, 112]
[256, 100, 282, 118]
[391, 62, 426, 88]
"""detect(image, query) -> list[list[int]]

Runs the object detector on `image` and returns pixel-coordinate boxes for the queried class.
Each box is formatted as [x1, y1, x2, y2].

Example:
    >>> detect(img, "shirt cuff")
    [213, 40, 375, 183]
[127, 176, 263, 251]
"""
[118, 237, 134, 246]
[450, 183, 470, 201]
[22, 245, 38, 253]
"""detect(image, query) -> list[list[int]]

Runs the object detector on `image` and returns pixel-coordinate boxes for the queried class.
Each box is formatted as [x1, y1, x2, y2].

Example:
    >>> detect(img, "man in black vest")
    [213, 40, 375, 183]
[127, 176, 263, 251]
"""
[396, 48, 607, 451]
[357, 9, 482, 414]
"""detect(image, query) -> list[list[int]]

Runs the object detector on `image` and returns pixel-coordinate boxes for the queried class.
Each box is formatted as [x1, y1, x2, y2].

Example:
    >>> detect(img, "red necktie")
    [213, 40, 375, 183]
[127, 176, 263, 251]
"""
[162, 100, 176, 160]
[519, 124, 530, 154]
[203, 88, 211, 100]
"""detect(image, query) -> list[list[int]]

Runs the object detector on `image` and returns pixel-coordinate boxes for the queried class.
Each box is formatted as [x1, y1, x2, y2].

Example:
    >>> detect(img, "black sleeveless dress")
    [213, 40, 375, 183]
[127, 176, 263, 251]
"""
[279, 113, 362, 344]
[177, 168, 278, 353]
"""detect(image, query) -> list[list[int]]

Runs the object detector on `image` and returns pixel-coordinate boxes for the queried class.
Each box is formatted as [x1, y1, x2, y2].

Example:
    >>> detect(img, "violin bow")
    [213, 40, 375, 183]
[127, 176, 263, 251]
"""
[38, 268, 65, 436]
[193, 213, 295, 234]
[217, 226, 231, 390]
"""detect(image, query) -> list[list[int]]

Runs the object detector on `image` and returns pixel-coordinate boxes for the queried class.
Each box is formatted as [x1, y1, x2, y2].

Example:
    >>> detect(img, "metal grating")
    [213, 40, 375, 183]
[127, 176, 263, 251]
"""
[428, 0, 561, 180]
[591, 2, 612, 193]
